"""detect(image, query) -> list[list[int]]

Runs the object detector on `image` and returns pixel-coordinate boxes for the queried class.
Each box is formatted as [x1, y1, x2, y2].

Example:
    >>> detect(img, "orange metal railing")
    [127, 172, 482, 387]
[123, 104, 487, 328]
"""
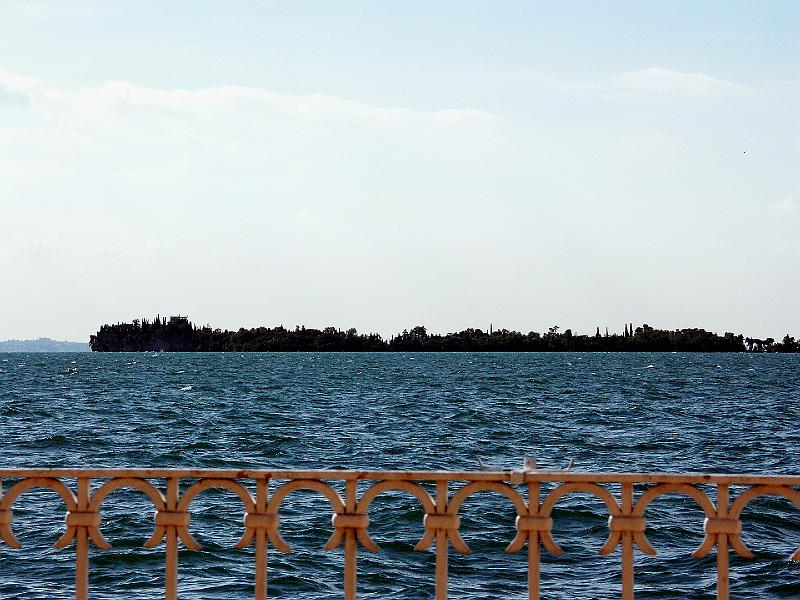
[2, 468, 800, 599]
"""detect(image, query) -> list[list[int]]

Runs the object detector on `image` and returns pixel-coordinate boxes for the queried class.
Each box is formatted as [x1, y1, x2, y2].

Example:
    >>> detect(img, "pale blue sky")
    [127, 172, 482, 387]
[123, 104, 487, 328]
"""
[1, 2, 798, 341]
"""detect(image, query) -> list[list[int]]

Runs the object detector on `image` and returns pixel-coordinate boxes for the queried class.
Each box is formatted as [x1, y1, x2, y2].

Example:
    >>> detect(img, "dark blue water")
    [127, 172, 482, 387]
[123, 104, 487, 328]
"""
[1, 352, 799, 598]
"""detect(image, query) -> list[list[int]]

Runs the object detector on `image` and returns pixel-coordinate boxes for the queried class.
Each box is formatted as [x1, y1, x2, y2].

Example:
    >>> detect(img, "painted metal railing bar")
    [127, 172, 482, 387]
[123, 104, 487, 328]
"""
[5, 469, 800, 486]
[254, 477, 269, 600]
[620, 482, 635, 600]
[75, 477, 90, 600]
[716, 483, 730, 600]
[435, 480, 448, 600]
[164, 476, 179, 600]
[343, 479, 358, 600]
[526, 480, 541, 600]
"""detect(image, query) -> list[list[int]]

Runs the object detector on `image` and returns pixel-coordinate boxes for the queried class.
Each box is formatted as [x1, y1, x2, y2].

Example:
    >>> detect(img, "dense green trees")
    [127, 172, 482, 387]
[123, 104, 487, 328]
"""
[89, 317, 799, 352]
[90, 317, 384, 352]
[387, 323, 757, 352]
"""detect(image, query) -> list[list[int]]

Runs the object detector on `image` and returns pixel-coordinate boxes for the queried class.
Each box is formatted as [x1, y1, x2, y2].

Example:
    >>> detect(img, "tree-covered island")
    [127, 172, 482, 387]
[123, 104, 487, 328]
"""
[89, 316, 800, 352]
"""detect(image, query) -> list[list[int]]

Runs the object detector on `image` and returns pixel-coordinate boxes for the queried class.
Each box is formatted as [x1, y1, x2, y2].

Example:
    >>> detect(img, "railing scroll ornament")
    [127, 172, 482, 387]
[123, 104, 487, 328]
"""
[2, 469, 800, 600]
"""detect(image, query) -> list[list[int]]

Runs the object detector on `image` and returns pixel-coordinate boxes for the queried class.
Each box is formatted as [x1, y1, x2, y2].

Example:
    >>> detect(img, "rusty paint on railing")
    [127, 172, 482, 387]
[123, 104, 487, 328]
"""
[1, 468, 800, 600]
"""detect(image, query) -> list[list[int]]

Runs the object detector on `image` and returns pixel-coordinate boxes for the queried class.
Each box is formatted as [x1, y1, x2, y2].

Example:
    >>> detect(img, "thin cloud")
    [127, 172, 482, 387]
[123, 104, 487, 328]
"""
[562, 67, 749, 99]
[4, 69, 501, 126]
[0, 68, 41, 106]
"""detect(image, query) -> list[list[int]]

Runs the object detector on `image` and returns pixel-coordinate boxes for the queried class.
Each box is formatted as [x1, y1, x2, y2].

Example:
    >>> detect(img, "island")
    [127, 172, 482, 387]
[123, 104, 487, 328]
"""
[89, 316, 800, 353]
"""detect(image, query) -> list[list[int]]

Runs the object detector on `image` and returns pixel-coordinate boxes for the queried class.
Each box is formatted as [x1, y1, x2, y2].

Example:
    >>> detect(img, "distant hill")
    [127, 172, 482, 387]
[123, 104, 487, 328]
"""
[0, 338, 91, 352]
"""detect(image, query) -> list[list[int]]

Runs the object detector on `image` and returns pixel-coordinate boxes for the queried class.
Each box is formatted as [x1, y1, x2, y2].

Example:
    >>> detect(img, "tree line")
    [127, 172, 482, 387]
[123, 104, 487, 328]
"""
[89, 316, 800, 353]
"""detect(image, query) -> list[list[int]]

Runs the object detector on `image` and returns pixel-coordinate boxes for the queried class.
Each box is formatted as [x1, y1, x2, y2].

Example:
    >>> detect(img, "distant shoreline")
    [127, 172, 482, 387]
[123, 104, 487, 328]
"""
[89, 316, 800, 353]
[0, 338, 91, 353]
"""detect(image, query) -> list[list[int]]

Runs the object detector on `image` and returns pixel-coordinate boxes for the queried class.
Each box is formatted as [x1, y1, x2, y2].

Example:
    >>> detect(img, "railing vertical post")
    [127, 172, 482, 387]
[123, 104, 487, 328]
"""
[620, 482, 635, 600]
[75, 477, 90, 600]
[254, 477, 269, 600]
[165, 477, 179, 600]
[435, 480, 448, 600]
[344, 479, 358, 600]
[527, 481, 541, 600]
[716, 484, 730, 600]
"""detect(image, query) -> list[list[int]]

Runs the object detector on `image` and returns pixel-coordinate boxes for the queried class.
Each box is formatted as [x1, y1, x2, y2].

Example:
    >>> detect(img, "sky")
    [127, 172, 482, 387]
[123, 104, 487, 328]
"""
[1, 1, 798, 342]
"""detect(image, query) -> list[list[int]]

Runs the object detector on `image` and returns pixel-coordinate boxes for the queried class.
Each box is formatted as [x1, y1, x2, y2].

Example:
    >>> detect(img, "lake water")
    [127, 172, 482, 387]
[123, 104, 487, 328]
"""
[1, 352, 799, 598]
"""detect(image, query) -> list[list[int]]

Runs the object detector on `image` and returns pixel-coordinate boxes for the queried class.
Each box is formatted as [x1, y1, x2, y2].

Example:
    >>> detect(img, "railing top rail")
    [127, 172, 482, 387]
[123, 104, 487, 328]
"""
[2, 468, 800, 485]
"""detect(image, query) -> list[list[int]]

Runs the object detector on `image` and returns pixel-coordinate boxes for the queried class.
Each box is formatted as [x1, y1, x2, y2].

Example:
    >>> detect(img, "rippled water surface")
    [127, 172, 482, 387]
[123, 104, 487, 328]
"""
[1, 352, 799, 598]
